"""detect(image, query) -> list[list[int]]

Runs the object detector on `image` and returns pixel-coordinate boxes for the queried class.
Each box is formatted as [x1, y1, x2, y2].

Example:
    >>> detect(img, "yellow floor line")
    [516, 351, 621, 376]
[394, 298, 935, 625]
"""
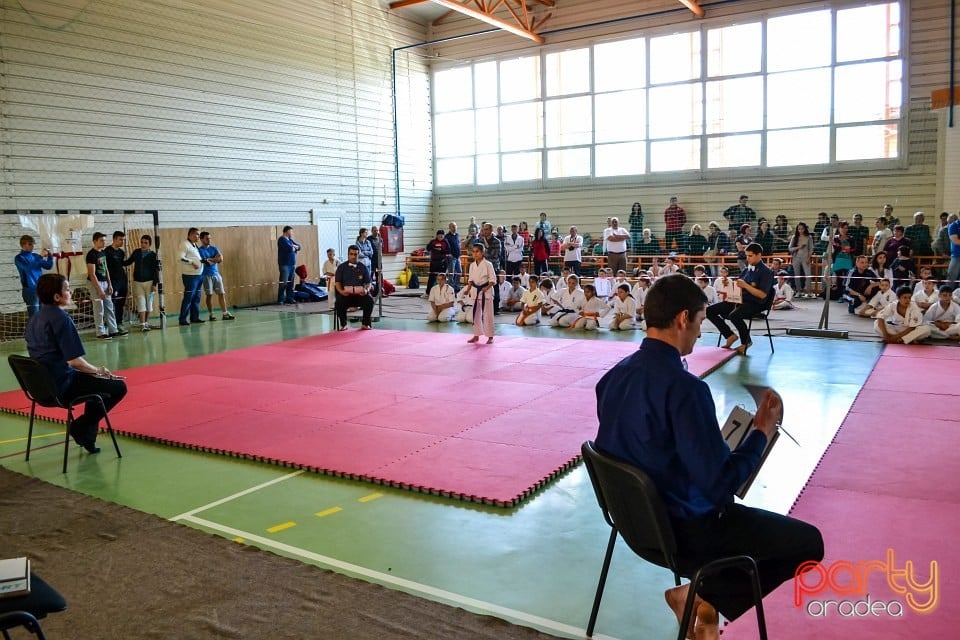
[358, 492, 383, 503]
[266, 521, 296, 533]
[0, 432, 62, 445]
[233, 537, 245, 543]
[315, 506, 342, 518]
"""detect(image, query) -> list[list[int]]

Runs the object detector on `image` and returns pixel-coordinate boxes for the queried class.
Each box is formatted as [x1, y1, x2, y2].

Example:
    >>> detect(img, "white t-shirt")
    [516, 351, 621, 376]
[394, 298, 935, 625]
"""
[562, 235, 584, 262]
[603, 227, 629, 253]
[179, 241, 202, 276]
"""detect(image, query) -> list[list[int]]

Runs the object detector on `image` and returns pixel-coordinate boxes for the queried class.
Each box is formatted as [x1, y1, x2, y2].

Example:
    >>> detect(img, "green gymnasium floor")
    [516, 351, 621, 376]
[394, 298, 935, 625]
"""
[0, 310, 883, 639]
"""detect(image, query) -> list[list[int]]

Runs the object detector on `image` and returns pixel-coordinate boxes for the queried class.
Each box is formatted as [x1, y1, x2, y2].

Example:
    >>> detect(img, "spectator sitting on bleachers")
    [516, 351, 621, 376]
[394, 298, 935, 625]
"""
[636, 228, 661, 258]
[569, 284, 609, 331]
[713, 266, 740, 304]
[684, 224, 709, 256]
[890, 245, 916, 290]
[454, 286, 475, 324]
[553, 274, 585, 327]
[773, 271, 796, 310]
[660, 255, 680, 276]
[912, 278, 938, 312]
[696, 275, 719, 305]
[876, 286, 928, 344]
[883, 225, 911, 265]
[594, 268, 614, 300]
[705, 222, 730, 273]
[610, 283, 638, 331]
[870, 251, 894, 288]
[503, 276, 526, 312]
[427, 273, 455, 323]
[912, 266, 934, 296]
[734, 224, 753, 272]
[843, 255, 879, 314]
[934, 213, 958, 256]
[923, 284, 960, 341]
[516, 275, 543, 326]
[773, 214, 791, 252]
[856, 278, 896, 318]
[904, 211, 933, 256]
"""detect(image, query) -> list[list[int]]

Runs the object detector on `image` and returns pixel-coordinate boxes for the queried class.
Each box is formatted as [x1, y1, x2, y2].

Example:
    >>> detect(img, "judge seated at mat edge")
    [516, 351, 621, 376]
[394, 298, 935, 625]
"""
[334, 244, 375, 331]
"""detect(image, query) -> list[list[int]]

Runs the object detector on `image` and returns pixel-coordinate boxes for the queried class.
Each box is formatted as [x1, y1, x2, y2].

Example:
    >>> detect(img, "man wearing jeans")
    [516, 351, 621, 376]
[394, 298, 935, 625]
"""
[948, 215, 960, 285]
[178, 227, 204, 326]
[277, 225, 301, 305]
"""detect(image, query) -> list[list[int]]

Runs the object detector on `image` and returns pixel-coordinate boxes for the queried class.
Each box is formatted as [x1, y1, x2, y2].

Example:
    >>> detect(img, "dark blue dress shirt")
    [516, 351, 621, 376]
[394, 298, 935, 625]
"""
[740, 262, 775, 305]
[25, 305, 85, 397]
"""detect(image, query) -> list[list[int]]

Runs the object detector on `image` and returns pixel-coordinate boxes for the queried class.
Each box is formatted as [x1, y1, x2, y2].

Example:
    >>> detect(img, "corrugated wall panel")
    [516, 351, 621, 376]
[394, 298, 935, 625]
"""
[0, 0, 433, 291]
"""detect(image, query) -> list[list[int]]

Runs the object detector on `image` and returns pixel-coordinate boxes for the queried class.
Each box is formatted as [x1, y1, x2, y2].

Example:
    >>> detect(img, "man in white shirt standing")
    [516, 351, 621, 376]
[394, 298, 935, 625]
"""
[603, 217, 630, 276]
[178, 227, 204, 326]
[503, 224, 525, 276]
[562, 226, 584, 276]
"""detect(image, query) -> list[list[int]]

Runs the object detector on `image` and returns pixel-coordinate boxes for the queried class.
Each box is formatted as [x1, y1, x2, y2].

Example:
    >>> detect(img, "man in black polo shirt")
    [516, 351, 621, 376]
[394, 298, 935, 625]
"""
[334, 245, 374, 331]
[706, 242, 773, 356]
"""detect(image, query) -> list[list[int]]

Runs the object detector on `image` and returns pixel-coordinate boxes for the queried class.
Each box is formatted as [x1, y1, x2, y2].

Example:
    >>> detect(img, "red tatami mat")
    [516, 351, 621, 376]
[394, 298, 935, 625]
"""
[726, 345, 959, 638]
[0, 331, 734, 506]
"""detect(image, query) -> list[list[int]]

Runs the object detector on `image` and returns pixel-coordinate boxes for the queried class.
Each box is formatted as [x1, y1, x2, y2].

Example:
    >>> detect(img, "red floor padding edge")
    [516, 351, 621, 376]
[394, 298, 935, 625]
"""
[725, 345, 959, 638]
[0, 331, 734, 507]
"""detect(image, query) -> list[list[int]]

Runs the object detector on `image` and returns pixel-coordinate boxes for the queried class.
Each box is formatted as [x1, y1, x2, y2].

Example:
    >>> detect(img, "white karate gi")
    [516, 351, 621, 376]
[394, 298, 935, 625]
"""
[468, 259, 497, 337]
[773, 282, 795, 310]
[610, 295, 638, 330]
[553, 286, 585, 327]
[570, 296, 609, 331]
[454, 288, 475, 324]
[427, 283, 455, 322]
[876, 301, 929, 344]
[923, 300, 960, 339]
[517, 288, 544, 326]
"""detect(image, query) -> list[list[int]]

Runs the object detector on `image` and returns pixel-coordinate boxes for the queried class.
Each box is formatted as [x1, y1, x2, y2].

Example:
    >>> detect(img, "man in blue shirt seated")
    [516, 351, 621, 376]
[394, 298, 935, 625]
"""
[334, 245, 374, 331]
[24, 274, 128, 453]
[706, 242, 774, 356]
[595, 274, 822, 640]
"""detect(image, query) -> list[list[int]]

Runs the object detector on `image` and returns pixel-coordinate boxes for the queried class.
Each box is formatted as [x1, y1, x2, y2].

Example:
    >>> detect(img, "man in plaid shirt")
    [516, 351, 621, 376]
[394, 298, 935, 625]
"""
[664, 196, 687, 252]
[722, 195, 757, 232]
[904, 211, 933, 256]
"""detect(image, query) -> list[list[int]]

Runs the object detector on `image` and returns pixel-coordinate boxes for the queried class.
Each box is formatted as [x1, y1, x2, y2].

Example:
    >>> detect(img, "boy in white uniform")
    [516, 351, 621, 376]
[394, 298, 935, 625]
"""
[713, 266, 740, 303]
[696, 276, 719, 305]
[593, 268, 614, 301]
[876, 286, 929, 344]
[923, 285, 960, 340]
[631, 275, 651, 322]
[553, 274, 585, 327]
[857, 278, 896, 318]
[772, 270, 796, 310]
[454, 286, 475, 323]
[912, 266, 934, 296]
[912, 279, 938, 312]
[569, 284, 609, 331]
[503, 276, 526, 312]
[497, 271, 513, 312]
[427, 272, 455, 322]
[539, 279, 560, 324]
[322, 248, 339, 311]
[610, 283, 638, 331]
[518, 264, 530, 289]
[516, 275, 543, 326]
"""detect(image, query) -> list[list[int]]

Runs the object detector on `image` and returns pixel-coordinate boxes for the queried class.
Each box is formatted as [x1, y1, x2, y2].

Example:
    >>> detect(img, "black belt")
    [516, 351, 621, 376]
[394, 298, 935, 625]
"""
[607, 251, 626, 254]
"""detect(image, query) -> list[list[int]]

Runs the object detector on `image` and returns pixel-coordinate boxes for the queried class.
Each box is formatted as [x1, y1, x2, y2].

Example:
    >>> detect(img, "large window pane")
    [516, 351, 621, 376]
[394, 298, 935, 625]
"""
[595, 90, 645, 143]
[499, 102, 542, 152]
[837, 124, 898, 161]
[434, 111, 475, 157]
[434, 67, 472, 112]
[835, 61, 902, 123]
[837, 2, 900, 62]
[649, 83, 702, 138]
[706, 76, 763, 134]
[546, 47, 590, 96]
[436, 157, 474, 186]
[650, 32, 700, 84]
[474, 61, 498, 108]
[707, 23, 761, 77]
[594, 38, 645, 92]
[767, 128, 829, 166]
[476, 108, 499, 154]
[767, 10, 831, 72]
[546, 96, 592, 147]
[767, 69, 831, 129]
[500, 56, 540, 103]
[708, 134, 761, 168]
[650, 139, 700, 172]
[502, 152, 541, 182]
[477, 154, 499, 184]
[596, 142, 646, 176]
[548, 148, 591, 178]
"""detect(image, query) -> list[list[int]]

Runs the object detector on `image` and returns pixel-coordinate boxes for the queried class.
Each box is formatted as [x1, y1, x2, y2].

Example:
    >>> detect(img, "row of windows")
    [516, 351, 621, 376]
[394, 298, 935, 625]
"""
[432, 1, 903, 187]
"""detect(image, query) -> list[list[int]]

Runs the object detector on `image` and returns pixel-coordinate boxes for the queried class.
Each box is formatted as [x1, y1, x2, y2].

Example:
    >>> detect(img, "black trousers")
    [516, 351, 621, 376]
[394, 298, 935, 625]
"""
[62, 373, 128, 443]
[706, 300, 764, 345]
[335, 293, 373, 327]
[426, 261, 445, 294]
[564, 260, 582, 276]
[506, 260, 522, 276]
[533, 259, 549, 276]
[671, 503, 823, 621]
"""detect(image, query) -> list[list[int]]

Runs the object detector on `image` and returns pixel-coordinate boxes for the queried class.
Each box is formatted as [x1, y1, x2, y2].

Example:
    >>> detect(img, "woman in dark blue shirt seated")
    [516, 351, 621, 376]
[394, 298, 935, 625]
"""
[24, 273, 127, 453]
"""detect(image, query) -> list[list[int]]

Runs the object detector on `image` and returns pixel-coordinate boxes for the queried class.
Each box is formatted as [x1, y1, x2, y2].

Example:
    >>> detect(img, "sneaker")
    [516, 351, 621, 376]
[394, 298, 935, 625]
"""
[179, 321, 190, 327]
[222, 313, 235, 320]
[208, 315, 218, 321]
[192, 319, 206, 324]
[111, 330, 129, 337]
[97, 334, 112, 340]
[141, 324, 150, 332]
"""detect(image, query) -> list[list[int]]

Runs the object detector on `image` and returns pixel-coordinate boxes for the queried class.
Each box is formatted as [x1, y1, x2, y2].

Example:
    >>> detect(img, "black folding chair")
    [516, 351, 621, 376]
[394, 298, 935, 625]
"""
[8, 355, 122, 473]
[581, 441, 768, 640]
[715, 289, 776, 353]
[0, 574, 67, 640]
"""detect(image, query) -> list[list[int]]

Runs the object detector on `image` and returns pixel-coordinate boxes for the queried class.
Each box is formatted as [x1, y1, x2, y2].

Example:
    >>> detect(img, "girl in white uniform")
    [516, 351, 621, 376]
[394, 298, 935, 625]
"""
[516, 275, 544, 326]
[539, 279, 560, 324]
[713, 267, 740, 304]
[569, 284, 608, 331]
[772, 271, 796, 310]
[857, 278, 896, 318]
[454, 286, 475, 323]
[610, 284, 638, 330]
[427, 273, 456, 322]
[876, 286, 929, 344]
[465, 243, 497, 343]
[553, 275, 585, 327]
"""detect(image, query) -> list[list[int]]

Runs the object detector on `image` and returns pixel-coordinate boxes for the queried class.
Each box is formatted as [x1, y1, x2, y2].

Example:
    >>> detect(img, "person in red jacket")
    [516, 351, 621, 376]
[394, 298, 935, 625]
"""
[664, 196, 687, 252]
[531, 227, 552, 277]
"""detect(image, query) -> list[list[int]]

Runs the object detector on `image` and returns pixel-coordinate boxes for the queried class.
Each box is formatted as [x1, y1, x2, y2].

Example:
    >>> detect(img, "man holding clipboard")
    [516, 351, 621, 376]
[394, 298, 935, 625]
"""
[333, 245, 374, 331]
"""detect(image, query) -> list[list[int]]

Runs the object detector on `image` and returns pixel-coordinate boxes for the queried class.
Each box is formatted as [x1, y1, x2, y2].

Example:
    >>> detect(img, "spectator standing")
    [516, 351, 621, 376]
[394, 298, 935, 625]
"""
[704, 222, 729, 276]
[197, 231, 235, 321]
[321, 248, 339, 312]
[830, 221, 855, 277]
[788, 222, 814, 296]
[549, 231, 562, 258]
[425, 230, 449, 295]
[882, 225, 911, 266]
[722, 194, 757, 232]
[444, 222, 462, 292]
[812, 212, 831, 255]
[882, 203, 899, 229]
[178, 227, 204, 326]
[531, 227, 551, 276]
[562, 226, 584, 276]
[104, 231, 129, 331]
[14, 234, 53, 318]
[277, 226, 301, 305]
[871, 216, 892, 256]
[628, 202, 644, 252]
[536, 211, 552, 237]
[904, 212, 933, 256]
[848, 213, 870, 256]
[772, 215, 791, 252]
[124, 235, 159, 331]
[369, 226, 383, 276]
[465, 217, 479, 246]
[933, 213, 957, 256]
[88, 232, 122, 338]
[356, 228, 374, 273]
[503, 224, 525, 276]
[663, 196, 687, 252]
[756, 220, 775, 256]
[603, 217, 630, 275]
[518, 220, 531, 245]
[947, 214, 960, 284]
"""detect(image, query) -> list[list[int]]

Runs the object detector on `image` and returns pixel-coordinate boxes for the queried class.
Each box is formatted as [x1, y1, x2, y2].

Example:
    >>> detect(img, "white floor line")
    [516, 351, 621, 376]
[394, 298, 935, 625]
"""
[170, 470, 304, 521]
[182, 515, 622, 640]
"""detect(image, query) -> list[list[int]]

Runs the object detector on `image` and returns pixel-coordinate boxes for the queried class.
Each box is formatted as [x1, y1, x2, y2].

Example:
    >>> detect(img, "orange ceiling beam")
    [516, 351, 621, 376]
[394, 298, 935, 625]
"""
[428, 0, 545, 42]
[678, 0, 705, 18]
[391, 0, 551, 43]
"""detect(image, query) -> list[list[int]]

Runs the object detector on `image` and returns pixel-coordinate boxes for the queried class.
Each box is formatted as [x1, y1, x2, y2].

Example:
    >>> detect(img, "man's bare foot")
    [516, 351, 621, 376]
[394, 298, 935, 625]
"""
[467, 336, 479, 343]
[723, 334, 738, 349]
[694, 602, 719, 640]
[665, 585, 699, 640]
[486, 337, 494, 344]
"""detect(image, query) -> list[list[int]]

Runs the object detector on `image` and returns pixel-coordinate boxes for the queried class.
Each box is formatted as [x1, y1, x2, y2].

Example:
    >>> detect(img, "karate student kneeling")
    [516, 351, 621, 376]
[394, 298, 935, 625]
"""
[568, 284, 609, 331]
[516, 275, 543, 326]
[427, 272, 456, 322]
[609, 283, 638, 330]
[552, 274, 585, 327]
